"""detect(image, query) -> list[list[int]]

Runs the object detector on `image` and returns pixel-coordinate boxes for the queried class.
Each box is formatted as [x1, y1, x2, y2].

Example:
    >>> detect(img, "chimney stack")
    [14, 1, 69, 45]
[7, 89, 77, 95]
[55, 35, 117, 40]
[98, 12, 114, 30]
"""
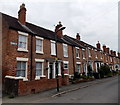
[96, 41, 101, 49]
[118, 52, 120, 57]
[18, 3, 26, 25]
[55, 21, 63, 38]
[76, 33, 80, 40]
[103, 45, 106, 52]
[113, 51, 116, 56]
[110, 50, 113, 55]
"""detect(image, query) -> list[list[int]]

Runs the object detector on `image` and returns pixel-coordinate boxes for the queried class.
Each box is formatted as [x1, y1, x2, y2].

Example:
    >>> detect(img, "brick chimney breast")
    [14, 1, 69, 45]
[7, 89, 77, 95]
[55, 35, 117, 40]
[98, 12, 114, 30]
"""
[103, 45, 106, 53]
[118, 52, 120, 57]
[113, 51, 116, 56]
[76, 33, 80, 40]
[18, 3, 27, 25]
[96, 41, 101, 49]
[110, 50, 113, 55]
[55, 21, 63, 38]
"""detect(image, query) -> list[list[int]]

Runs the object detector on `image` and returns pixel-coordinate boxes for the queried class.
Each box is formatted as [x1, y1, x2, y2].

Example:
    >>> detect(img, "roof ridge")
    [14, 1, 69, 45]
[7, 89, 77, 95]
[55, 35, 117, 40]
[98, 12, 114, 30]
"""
[1, 12, 54, 33]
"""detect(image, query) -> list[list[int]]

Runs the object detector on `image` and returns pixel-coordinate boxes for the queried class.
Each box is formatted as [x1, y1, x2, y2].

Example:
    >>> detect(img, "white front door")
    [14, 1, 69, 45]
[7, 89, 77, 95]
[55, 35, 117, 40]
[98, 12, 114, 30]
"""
[48, 62, 55, 79]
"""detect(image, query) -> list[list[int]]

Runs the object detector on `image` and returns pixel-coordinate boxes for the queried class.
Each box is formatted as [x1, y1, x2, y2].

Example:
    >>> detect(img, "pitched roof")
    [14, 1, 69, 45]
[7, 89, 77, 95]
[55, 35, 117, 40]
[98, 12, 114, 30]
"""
[2, 12, 64, 42]
[1, 12, 119, 58]
[1, 12, 85, 48]
[63, 35, 85, 48]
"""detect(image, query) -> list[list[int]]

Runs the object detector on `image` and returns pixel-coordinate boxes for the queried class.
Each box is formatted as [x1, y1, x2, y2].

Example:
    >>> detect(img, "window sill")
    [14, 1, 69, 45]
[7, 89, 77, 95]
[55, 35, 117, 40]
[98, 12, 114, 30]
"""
[41, 75, 46, 77]
[17, 48, 28, 52]
[51, 54, 56, 56]
[64, 74, 69, 76]
[23, 78, 28, 81]
[64, 68, 68, 69]
[35, 76, 40, 80]
[5, 76, 28, 81]
[58, 74, 61, 76]
[35, 75, 46, 80]
[89, 56, 91, 58]
[36, 51, 44, 54]
[64, 56, 68, 58]
[83, 57, 86, 59]
[76, 57, 80, 59]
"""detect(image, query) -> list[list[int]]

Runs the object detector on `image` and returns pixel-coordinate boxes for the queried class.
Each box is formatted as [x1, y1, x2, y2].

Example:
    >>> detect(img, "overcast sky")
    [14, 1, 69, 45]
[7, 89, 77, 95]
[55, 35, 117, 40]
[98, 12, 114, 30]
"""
[0, 0, 119, 52]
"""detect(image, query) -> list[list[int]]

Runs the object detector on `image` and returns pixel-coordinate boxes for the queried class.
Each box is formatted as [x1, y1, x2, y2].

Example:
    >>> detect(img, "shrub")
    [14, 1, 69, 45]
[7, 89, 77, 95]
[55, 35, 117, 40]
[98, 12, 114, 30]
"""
[99, 64, 111, 78]
[107, 72, 113, 77]
[80, 75, 88, 79]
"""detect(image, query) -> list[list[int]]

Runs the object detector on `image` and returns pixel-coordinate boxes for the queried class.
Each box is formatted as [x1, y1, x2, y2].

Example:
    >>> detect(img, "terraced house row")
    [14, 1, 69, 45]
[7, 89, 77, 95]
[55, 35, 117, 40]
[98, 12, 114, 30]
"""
[1, 4, 120, 95]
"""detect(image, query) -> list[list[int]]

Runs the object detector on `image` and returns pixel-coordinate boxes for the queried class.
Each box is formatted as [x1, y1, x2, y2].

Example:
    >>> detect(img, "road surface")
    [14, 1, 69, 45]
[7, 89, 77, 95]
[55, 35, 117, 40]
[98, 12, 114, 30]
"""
[40, 77, 118, 103]
[3, 76, 119, 103]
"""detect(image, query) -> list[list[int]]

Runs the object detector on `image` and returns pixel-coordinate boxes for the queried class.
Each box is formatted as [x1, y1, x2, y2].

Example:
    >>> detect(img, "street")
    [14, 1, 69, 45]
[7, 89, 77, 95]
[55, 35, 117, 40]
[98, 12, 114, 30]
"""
[39, 76, 118, 103]
[3, 76, 119, 103]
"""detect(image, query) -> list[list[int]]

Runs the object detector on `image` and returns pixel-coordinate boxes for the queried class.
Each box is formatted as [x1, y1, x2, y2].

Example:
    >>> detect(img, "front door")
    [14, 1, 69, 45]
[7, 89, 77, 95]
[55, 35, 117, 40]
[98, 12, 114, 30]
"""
[49, 63, 54, 79]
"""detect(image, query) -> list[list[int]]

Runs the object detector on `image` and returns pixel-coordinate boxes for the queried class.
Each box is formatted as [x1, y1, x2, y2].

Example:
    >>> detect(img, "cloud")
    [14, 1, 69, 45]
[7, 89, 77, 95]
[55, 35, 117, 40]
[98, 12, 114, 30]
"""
[0, 0, 119, 51]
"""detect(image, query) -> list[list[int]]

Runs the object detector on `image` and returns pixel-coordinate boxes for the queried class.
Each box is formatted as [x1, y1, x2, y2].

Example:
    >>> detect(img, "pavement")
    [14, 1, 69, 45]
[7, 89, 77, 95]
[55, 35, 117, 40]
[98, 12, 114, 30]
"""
[2, 75, 118, 103]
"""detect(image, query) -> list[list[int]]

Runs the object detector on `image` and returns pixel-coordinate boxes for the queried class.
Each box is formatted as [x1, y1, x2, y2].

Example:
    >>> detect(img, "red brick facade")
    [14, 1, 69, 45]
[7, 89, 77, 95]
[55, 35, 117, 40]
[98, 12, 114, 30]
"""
[1, 4, 120, 96]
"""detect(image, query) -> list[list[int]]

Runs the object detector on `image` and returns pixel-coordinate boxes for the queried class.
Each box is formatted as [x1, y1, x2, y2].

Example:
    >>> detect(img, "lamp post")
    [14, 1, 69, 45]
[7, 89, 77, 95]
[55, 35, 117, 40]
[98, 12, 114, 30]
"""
[55, 26, 66, 92]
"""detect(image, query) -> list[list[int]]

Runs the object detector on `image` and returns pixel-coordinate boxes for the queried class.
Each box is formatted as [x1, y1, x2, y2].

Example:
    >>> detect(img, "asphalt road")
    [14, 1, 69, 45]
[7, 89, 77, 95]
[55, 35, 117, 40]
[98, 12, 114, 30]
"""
[40, 76, 118, 103]
[3, 76, 119, 103]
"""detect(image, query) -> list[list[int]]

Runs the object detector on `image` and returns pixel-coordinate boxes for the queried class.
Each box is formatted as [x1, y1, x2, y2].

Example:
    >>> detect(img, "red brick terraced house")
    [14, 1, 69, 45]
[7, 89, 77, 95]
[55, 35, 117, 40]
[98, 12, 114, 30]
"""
[1, 4, 120, 96]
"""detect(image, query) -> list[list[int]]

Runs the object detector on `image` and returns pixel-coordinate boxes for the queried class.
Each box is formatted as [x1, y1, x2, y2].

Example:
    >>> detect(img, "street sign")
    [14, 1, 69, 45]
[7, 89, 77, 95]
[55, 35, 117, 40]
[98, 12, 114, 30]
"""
[10, 42, 17, 45]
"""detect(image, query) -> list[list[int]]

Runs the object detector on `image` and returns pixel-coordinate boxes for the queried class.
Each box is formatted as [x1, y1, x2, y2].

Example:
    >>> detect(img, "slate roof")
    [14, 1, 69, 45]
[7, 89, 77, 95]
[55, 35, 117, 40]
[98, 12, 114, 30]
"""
[1, 12, 84, 48]
[2, 13, 64, 43]
[63, 35, 85, 49]
[1, 12, 119, 58]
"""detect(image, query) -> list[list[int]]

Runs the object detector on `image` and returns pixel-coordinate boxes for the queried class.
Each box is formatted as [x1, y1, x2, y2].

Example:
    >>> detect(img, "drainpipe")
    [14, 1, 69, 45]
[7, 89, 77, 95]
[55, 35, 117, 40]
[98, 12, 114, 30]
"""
[72, 46, 75, 78]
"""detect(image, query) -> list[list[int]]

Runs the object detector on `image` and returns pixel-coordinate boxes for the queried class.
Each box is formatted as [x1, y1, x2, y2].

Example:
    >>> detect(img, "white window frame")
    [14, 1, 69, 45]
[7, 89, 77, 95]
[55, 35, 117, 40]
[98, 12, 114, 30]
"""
[48, 62, 56, 79]
[63, 44, 68, 57]
[36, 36, 44, 54]
[35, 59, 45, 80]
[58, 62, 61, 76]
[82, 49, 85, 59]
[51, 40, 56, 56]
[88, 48, 91, 57]
[16, 57, 28, 81]
[17, 31, 28, 52]
[63, 61, 69, 75]
[101, 52, 103, 59]
[76, 62, 81, 73]
[95, 50, 98, 59]
[76, 47, 80, 59]
[110, 57, 112, 62]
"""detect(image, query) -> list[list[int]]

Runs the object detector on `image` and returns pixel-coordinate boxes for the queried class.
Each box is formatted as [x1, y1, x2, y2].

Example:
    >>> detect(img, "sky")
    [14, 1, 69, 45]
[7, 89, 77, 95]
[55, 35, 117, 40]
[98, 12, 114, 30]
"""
[0, 0, 119, 52]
